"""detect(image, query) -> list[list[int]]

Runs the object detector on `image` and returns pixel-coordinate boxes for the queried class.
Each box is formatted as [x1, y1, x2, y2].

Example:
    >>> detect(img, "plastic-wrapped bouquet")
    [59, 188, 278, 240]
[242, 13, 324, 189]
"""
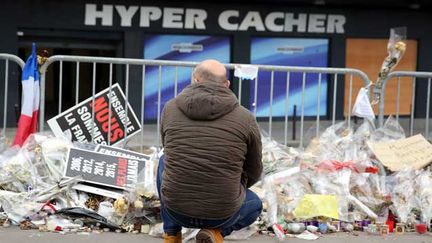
[373, 27, 407, 104]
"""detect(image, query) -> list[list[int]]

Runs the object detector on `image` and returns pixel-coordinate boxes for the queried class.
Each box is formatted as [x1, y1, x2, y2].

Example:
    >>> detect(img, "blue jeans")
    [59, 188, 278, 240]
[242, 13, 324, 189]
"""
[157, 155, 262, 236]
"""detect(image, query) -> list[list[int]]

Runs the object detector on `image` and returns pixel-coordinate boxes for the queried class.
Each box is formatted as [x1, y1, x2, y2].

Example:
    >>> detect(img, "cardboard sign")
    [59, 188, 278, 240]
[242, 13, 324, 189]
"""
[64, 148, 148, 190]
[48, 83, 141, 146]
[368, 134, 432, 171]
[95, 145, 156, 192]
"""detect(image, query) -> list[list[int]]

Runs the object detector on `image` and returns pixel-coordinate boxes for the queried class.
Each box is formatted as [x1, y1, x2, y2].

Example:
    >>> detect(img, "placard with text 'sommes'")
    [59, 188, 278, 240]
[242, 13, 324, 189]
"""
[48, 84, 141, 146]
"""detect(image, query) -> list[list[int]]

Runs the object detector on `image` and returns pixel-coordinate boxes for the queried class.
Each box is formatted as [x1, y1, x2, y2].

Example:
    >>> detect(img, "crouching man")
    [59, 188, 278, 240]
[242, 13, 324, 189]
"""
[157, 59, 263, 243]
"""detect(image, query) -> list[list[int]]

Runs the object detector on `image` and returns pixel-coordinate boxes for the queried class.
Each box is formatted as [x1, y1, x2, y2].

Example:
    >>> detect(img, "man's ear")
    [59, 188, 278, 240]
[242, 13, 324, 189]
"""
[224, 80, 231, 88]
[192, 74, 199, 84]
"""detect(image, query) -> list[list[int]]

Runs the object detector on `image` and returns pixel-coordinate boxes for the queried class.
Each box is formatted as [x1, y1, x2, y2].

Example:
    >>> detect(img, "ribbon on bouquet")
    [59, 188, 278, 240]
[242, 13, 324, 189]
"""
[316, 160, 379, 174]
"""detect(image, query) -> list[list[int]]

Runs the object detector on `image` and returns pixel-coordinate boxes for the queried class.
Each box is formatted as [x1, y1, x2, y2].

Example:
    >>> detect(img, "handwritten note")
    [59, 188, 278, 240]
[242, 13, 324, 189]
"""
[352, 88, 375, 120]
[368, 134, 432, 171]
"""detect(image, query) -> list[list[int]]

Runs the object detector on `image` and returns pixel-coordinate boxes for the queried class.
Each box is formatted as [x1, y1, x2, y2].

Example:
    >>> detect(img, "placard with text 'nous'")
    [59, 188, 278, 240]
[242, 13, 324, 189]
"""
[48, 84, 141, 146]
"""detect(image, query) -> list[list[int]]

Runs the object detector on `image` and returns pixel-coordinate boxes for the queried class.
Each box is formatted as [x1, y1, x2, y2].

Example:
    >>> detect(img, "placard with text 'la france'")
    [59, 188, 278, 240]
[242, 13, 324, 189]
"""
[48, 83, 140, 146]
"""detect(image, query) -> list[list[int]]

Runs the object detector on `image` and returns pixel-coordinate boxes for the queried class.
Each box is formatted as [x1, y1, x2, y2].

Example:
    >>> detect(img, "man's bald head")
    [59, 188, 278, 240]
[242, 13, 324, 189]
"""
[193, 59, 230, 88]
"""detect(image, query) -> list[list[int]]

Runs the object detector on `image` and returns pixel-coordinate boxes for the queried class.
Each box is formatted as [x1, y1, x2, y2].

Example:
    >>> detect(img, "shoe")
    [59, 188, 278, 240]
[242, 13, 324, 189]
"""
[163, 232, 182, 243]
[195, 229, 223, 243]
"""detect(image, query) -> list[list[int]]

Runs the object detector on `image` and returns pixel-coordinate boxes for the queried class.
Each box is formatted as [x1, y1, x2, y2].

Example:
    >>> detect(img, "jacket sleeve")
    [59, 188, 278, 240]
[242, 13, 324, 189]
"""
[243, 116, 263, 188]
[160, 106, 167, 146]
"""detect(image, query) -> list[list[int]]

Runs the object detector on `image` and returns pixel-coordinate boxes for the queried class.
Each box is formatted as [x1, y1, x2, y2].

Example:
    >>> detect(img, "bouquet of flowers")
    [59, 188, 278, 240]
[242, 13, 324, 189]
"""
[373, 27, 407, 104]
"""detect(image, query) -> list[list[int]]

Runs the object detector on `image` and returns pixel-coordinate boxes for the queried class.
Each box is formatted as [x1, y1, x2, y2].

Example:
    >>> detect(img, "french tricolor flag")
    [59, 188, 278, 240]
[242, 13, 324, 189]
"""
[13, 43, 40, 146]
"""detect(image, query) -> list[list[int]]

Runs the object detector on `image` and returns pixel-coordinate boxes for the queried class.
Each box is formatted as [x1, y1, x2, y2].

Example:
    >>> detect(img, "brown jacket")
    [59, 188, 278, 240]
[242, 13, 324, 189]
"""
[160, 81, 262, 220]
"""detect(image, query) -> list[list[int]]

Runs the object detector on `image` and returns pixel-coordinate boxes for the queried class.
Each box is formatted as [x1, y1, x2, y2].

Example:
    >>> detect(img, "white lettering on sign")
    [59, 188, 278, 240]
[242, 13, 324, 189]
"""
[185, 9, 207, 29]
[115, 5, 139, 27]
[284, 13, 307, 32]
[327, 15, 345, 33]
[140, 7, 162, 27]
[84, 4, 346, 33]
[308, 14, 326, 33]
[218, 10, 239, 31]
[85, 4, 113, 26]
[238, 11, 265, 31]
[265, 12, 284, 32]
[65, 112, 76, 125]
[163, 8, 184, 28]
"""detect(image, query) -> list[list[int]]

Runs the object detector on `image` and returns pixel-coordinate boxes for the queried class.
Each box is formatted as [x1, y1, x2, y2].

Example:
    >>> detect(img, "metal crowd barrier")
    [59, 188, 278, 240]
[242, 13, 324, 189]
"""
[11, 53, 432, 148]
[0, 54, 25, 136]
[378, 71, 432, 138]
[38, 55, 371, 149]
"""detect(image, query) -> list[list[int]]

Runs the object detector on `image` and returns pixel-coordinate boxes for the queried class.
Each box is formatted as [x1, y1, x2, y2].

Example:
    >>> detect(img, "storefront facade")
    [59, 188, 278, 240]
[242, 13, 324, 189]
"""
[1, 0, 432, 125]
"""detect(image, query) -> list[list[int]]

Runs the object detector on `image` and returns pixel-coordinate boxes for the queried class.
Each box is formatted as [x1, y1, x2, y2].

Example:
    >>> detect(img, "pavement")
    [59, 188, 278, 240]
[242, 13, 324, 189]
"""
[0, 227, 431, 243]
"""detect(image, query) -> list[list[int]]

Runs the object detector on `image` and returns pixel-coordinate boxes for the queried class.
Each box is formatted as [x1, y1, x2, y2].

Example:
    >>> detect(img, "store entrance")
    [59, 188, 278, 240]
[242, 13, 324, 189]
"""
[18, 32, 122, 120]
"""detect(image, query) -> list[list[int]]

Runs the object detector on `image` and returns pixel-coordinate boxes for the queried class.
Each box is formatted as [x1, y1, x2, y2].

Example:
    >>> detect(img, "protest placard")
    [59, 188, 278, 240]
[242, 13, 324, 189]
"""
[48, 84, 140, 146]
[65, 148, 148, 190]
